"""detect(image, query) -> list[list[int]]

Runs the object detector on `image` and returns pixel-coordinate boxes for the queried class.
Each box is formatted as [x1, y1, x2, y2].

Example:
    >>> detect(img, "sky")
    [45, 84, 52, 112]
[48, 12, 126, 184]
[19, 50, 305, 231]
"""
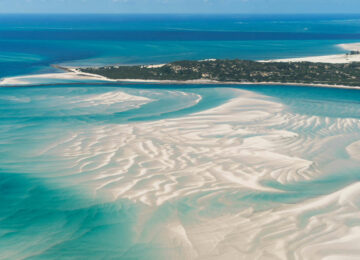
[0, 0, 359, 14]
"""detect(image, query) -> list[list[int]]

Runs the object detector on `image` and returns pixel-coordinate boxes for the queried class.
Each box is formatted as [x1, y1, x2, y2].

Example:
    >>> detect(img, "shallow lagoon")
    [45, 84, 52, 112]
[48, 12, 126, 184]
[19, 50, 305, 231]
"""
[2, 14, 360, 259]
[1, 84, 360, 259]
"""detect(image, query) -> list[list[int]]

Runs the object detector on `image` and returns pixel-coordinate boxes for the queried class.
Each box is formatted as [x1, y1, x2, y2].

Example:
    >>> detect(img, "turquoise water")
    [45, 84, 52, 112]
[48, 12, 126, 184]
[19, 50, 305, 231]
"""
[1, 14, 360, 259]
[2, 84, 360, 259]
[0, 85, 238, 259]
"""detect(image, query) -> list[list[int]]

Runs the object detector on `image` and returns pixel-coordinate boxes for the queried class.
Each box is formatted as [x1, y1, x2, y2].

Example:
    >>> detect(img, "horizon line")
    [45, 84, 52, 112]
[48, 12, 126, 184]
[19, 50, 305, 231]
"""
[0, 12, 360, 15]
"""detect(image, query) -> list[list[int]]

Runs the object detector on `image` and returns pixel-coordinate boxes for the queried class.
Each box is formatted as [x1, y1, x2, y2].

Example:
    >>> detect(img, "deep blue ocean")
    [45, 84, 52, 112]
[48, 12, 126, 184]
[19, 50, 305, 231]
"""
[2, 14, 360, 77]
[2, 14, 360, 259]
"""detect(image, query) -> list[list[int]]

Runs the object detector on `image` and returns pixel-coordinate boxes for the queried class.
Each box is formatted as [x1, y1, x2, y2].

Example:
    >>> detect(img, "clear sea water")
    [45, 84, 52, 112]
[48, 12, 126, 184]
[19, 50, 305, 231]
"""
[1, 14, 360, 259]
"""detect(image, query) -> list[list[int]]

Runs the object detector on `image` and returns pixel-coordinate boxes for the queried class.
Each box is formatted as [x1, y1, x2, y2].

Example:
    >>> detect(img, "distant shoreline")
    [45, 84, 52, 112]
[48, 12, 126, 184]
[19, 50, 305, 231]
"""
[2, 42, 360, 90]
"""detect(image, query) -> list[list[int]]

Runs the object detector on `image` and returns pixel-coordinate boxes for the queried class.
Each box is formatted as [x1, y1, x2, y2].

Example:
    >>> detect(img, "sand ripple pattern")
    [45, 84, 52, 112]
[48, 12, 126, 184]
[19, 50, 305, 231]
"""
[6, 88, 360, 259]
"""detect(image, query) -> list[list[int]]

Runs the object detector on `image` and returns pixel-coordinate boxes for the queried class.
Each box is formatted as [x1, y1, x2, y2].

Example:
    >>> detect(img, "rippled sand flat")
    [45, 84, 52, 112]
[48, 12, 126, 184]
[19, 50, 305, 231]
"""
[1, 85, 360, 259]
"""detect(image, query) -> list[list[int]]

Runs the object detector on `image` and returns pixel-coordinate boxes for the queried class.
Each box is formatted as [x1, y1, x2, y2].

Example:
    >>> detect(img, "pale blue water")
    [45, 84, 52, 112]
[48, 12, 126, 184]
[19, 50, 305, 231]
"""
[1, 14, 360, 259]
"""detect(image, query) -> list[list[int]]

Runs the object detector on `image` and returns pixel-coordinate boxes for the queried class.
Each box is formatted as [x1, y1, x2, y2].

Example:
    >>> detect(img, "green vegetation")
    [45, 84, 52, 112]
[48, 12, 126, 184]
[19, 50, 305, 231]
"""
[78, 59, 360, 86]
[349, 51, 360, 55]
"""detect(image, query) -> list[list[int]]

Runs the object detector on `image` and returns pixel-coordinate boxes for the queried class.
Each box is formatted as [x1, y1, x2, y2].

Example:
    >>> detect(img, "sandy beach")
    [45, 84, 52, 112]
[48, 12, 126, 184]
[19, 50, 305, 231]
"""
[2, 71, 360, 90]
[261, 42, 360, 63]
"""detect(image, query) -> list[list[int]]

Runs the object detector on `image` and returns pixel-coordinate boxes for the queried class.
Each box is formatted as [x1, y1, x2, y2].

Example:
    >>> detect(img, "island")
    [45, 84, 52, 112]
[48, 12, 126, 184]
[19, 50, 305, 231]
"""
[74, 59, 360, 87]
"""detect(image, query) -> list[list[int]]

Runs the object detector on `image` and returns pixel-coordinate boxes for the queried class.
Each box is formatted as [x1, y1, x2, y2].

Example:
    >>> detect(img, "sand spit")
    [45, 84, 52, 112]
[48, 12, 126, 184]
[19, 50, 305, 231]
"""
[0, 67, 116, 86]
